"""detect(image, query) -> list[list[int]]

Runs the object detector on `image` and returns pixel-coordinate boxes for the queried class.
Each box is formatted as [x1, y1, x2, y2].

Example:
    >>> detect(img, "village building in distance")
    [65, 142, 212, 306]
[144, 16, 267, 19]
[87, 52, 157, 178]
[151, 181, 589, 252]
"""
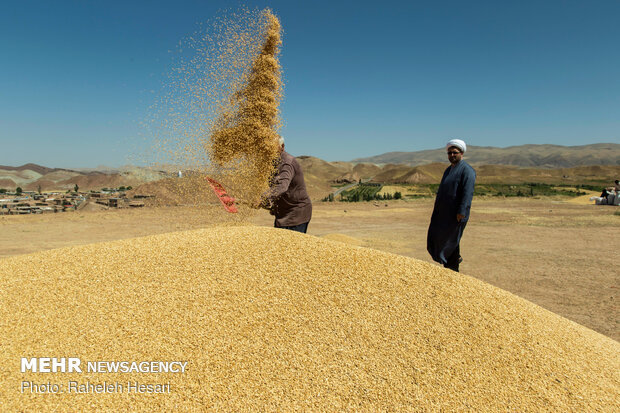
[0, 188, 150, 215]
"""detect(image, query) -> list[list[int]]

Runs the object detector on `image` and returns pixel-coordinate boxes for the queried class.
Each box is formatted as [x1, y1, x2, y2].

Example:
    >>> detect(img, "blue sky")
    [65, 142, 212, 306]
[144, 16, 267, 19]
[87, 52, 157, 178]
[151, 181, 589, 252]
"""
[1, 0, 618, 168]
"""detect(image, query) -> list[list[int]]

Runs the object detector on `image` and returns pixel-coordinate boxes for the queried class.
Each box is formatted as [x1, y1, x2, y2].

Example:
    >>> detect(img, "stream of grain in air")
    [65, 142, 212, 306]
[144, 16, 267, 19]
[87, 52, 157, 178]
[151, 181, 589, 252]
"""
[142, 8, 283, 221]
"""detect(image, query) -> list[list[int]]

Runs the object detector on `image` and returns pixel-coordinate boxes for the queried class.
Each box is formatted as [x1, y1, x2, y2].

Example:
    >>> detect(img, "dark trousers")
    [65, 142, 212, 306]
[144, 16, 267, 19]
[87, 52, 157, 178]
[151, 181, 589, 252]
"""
[275, 221, 309, 234]
[444, 244, 461, 272]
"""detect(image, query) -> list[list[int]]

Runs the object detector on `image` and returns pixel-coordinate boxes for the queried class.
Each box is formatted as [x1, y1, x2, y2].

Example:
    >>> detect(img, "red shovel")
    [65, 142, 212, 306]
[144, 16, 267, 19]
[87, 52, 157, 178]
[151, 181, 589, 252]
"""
[206, 177, 238, 213]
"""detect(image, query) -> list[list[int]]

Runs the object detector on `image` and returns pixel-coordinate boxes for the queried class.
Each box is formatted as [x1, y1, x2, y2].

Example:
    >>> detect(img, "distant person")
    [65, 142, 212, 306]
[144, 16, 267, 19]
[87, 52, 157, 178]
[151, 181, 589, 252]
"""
[600, 180, 619, 198]
[427, 139, 476, 272]
[260, 136, 312, 233]
[601, 179, 620, 192]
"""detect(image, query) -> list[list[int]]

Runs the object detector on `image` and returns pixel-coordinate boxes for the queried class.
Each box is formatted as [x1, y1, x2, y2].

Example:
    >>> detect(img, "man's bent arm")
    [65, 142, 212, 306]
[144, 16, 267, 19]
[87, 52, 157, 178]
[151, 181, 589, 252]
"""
[268, 163, 294, 200]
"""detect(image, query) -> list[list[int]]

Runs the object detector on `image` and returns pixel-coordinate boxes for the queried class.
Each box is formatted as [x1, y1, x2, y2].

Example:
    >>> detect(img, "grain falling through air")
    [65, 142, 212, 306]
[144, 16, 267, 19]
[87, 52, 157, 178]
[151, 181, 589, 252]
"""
[139, 8, 283, 215]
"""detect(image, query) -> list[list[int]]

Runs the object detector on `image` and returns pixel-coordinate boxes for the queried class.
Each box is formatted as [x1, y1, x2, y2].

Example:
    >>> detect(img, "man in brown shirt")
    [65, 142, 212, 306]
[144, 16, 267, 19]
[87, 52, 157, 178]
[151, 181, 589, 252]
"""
[262, 137, 312, 233]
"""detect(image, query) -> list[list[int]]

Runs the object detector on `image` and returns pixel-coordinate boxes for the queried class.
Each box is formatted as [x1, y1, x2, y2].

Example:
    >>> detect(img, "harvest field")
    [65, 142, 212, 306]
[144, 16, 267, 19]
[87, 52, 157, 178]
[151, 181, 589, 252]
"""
[376, 183, 596, 198]
[2, 197, 617, 342]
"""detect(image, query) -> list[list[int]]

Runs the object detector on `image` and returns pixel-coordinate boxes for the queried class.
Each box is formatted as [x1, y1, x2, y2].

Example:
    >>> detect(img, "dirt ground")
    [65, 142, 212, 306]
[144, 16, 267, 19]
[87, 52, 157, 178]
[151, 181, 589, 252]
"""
[1, 197, 618, 341]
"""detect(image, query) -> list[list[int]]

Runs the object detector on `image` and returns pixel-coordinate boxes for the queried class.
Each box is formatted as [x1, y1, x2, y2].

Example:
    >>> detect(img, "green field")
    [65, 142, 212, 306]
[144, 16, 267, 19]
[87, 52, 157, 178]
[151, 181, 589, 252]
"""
[324, 183, 590, 202]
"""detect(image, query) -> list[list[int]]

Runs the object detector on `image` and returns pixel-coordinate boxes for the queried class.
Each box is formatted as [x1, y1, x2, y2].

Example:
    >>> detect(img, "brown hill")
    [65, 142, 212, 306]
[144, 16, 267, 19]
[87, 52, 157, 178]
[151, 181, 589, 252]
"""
[300, 157, 618, 187]
[0, 170, 43, 188]
[353, 143, 620, 168]
[474, 165, 620, 185]
[367, 163, 442, 184]
[352, 163, 382, 177]
[371, 165, 420, 183]
[297, 156, 348, 180]
[297, 156, 348, 199]
[329, 161, 355, 171]
[4, 155, 617, 199]
[58, 172, 141, 191]
[0, 164, 168, 192]
[128, 161, 619, 205]
[0, 178, 16, 188]
[334, 172, 360, 183]
[23, 179, 56, 192]
[0, 163, 60, 175]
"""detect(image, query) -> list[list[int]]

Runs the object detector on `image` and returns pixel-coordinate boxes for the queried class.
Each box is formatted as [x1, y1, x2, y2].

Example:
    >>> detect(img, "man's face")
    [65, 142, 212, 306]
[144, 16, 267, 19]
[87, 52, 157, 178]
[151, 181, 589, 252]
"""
[447, 146, 463, 164]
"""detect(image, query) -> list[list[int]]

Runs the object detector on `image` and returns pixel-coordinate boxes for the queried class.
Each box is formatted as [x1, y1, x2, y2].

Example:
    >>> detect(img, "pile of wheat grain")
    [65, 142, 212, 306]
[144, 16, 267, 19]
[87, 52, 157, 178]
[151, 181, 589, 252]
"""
[2, 226, 618, 411]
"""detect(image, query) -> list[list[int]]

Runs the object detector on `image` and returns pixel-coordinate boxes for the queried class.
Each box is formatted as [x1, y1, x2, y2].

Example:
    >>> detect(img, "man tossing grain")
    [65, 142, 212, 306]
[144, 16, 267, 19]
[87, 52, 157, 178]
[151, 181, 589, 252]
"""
[427, 139, 476, 272]
[260, 136, 312, 233]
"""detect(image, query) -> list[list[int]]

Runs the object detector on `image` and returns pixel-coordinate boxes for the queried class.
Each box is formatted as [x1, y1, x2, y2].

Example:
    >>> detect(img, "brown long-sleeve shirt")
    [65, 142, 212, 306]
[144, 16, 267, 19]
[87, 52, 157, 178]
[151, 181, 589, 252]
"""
[267, 151, 312, 227]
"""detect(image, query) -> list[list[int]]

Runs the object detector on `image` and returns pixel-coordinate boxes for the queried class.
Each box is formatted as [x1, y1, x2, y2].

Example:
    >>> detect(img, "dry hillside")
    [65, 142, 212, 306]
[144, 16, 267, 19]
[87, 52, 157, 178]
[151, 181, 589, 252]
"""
[0, 164, 166, 191]
[3, 153, 618, 200]
[299, 160, 619, 188]
[121, 160, 619, 204]
[353, 143, 620, 168]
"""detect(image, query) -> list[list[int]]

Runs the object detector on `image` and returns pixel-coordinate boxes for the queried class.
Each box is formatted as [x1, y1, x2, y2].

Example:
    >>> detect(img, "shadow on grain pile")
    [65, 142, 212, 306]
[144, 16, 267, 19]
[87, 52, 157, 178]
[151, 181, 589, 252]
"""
[2, 226, 619, 411]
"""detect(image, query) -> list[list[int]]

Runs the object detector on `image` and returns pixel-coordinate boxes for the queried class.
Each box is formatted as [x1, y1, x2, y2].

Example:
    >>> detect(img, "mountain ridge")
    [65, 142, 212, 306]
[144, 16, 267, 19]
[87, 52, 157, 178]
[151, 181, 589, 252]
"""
[351, 143, 620, 168]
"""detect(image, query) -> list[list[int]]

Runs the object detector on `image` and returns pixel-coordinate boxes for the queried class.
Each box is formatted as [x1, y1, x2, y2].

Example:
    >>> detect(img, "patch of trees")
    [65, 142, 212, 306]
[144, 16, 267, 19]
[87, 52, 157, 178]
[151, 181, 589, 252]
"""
[101, 186, 133, 192]
[322, 184, 403, 202]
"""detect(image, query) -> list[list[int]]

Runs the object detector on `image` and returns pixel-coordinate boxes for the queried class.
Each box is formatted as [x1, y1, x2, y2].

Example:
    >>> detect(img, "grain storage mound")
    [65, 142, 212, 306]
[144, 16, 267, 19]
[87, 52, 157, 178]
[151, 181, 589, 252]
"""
[2, 226, 618, 411]
[321, 233, 364, 246]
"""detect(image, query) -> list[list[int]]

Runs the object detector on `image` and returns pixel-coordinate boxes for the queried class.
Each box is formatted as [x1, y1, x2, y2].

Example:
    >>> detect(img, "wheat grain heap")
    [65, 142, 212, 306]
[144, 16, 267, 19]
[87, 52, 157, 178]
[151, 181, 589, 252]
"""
[2, 226, 619, 411]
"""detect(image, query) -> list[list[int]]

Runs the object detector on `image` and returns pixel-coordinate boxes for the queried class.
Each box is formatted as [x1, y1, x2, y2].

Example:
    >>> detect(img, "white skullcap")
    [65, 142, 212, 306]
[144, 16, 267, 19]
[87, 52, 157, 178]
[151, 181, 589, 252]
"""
[446, 139, 466, 153]
[278, 136, 284, 146]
